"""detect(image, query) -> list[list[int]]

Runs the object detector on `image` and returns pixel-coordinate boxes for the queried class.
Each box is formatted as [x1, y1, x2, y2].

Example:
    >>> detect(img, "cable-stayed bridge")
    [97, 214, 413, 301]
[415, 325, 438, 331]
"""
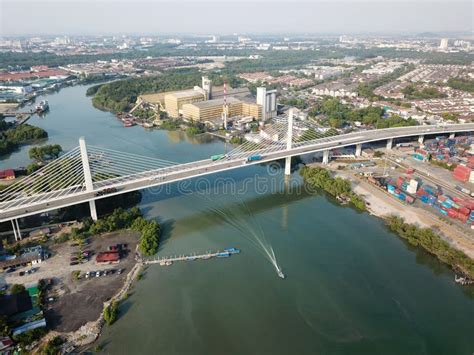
[1, 116, 473, 238]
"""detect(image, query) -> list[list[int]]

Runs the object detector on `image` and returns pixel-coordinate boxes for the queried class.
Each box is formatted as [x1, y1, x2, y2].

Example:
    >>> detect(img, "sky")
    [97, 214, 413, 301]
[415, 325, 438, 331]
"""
[1, 0, 472, 36]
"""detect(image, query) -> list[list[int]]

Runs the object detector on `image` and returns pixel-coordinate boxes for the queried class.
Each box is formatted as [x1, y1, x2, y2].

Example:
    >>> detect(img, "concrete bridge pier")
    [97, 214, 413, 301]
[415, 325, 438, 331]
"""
[418, 135, 424, 145]
[11, 219, 21, 241]
[322, 149, 330, 164]
[79, 137, 98, 221]
[89, 201, 98, 221]
[355, 143, 362, 157]
[386, 138, 393, 150]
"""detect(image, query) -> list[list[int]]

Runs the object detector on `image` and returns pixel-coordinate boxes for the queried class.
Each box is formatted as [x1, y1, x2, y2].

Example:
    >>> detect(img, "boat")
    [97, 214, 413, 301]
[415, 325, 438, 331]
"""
[35, 100, 49, 113]
[455, 274, 473, 285]
[201, 255, 211, 260]
[159, 261, 166, 266]
[165, 261, 173, 266]
[224, 247, 240, 254]
[277, 267, 285, 279]
[143, 122, 154, 128]
[187, 256, 197, 261]
[216, 252, 230, 258]
[123, 120, 136, 127]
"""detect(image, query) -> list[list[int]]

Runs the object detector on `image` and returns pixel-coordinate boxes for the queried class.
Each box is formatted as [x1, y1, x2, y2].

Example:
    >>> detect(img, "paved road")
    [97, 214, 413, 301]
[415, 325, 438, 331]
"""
[1, 123, 473, 222]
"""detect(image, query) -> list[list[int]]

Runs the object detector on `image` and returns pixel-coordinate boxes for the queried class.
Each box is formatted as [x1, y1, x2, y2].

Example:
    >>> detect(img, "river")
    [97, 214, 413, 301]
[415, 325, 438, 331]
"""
[2, 85, 473, 354]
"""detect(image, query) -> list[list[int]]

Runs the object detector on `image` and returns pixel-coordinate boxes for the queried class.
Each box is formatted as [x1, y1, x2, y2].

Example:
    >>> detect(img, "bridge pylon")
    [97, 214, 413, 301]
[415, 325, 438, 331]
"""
[284, 108, 294, 176]
[79, 137, 98, 221]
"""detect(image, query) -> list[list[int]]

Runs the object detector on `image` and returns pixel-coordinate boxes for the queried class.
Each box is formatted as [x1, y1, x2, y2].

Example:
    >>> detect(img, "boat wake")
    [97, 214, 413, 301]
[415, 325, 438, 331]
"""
[203, 195, 285, 279]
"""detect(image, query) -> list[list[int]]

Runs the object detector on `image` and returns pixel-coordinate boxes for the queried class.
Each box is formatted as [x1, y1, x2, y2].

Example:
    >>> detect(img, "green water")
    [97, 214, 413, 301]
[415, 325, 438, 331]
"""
[2, 85, 473, 354]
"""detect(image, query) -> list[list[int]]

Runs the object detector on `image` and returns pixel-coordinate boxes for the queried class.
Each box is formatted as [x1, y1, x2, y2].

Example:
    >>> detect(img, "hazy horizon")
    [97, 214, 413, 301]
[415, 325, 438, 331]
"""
[1, 0, 472, 36]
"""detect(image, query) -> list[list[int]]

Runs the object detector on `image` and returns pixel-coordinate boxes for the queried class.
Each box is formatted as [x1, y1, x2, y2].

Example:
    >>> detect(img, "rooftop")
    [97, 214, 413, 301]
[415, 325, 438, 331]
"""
[166, 89, 204, 99]
[187, 96, 244, 109]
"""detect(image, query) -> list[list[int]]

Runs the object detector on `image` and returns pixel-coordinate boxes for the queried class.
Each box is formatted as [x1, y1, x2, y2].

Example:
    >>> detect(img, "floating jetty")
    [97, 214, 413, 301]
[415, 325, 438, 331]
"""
[140, 247, 240, 266]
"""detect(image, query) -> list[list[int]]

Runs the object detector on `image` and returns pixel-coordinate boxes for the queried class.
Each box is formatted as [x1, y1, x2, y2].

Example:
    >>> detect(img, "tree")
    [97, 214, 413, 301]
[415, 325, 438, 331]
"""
[139, 221, 160, 256]
[104, 301, 119, 325]
[42, 336, 63, 355]
[28, 144, 63, 162]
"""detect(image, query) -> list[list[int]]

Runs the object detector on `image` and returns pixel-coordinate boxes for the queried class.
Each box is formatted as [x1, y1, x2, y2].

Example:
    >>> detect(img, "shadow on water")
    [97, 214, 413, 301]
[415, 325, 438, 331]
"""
[164, 183, 315, 232]
[156, 219, 176, 251]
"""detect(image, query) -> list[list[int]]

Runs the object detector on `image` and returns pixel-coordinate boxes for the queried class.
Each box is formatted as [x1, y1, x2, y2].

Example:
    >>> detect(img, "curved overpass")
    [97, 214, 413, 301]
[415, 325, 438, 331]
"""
[1, 123, 473, 223]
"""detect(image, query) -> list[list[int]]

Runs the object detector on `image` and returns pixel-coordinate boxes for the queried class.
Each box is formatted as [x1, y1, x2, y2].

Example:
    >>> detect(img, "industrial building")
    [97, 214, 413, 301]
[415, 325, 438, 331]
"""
[182, 96, 261, 122]
[257, 87, 277, 119]
[164, 89, 206, 118]
[139, 76, 274, 124]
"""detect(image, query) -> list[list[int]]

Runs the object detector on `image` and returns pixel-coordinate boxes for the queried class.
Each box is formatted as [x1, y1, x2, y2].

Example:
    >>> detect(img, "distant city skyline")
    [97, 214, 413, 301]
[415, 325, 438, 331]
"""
[1, 0, 472, 36]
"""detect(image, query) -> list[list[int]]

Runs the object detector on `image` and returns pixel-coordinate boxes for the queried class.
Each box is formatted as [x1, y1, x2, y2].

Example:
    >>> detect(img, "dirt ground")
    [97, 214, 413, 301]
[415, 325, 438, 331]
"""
[5, 230, 140, 332]
[329, 165, 474, 259]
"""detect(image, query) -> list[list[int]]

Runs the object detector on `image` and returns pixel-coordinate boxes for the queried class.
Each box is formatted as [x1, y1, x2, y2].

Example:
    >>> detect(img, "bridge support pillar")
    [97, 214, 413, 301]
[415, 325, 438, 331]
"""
[322, 149, 330, 165]
[418, 135, 424, 145]
[89, 201, 98, 221]
[386, 138, 393, 150]
[285, 108, 294, 176]
[355, 143, 362, 157]
[11, 219, 21, 241]
[449, 133, 455, 139]
[79, 137, 98, 221]
[284, 157, 291, 176]
[15, 219, 21, 241]
[11, 220, 18, 241]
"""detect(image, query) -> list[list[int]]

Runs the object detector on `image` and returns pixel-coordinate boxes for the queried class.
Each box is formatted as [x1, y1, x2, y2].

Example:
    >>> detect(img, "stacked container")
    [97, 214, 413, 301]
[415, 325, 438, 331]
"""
[453, 165, 471, 182]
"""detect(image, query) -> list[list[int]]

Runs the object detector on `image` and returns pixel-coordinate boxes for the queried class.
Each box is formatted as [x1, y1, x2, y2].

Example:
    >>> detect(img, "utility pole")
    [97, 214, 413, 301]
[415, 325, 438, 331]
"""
[79, 137, 98, 221]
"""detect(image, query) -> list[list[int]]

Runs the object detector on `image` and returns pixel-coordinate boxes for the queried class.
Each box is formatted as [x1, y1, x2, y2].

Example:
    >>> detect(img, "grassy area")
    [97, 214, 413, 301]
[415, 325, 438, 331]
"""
[300, 166, 366, 211]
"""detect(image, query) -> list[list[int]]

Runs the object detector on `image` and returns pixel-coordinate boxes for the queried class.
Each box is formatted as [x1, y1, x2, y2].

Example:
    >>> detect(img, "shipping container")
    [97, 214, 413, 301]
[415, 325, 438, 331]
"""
[457, 214, 469, 223]
[459, 207, 470, 216]
[448, 209, 458, 218]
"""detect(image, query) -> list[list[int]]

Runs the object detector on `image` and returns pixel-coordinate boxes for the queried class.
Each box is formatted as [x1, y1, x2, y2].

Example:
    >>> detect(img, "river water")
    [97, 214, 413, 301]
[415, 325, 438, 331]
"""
[2, 85, 473, 354]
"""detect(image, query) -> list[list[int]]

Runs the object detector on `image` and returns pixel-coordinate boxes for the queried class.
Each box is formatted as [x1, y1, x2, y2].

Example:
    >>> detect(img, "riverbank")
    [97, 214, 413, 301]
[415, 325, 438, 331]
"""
[41, 259, 143, 352]
[326, 166, 474, 278]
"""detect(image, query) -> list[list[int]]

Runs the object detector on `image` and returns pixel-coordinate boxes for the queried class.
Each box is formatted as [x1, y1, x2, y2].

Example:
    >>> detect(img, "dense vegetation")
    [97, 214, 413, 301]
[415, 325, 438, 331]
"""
[386, 215, 474, 278]
[65, 207, 161, 256]
[2, 45, 472, 71]
[0, 121, 48, 156]
[401, 84, 447, 99]
[42, 336, 63, 355]
[300, 166, 366, 210]
[309, 98, 418, 129]
[447, 78, 474, 93]
[28, 144, 63, 162]
[103, 301, 119, 326]
[91, 69, 203, 112]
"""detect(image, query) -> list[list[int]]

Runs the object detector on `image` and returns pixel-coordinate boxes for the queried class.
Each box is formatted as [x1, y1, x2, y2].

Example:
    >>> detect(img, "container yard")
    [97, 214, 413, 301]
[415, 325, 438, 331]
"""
[366, 169, 474, 230]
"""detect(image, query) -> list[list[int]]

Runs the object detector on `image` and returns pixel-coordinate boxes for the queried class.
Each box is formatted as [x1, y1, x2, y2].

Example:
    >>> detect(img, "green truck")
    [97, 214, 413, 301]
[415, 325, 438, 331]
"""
[210, 154, 225, 161]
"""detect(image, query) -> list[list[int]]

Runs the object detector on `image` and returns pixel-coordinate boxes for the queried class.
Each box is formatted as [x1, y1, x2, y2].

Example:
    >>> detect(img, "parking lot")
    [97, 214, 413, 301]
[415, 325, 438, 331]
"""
[3, 230, 140, 332]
